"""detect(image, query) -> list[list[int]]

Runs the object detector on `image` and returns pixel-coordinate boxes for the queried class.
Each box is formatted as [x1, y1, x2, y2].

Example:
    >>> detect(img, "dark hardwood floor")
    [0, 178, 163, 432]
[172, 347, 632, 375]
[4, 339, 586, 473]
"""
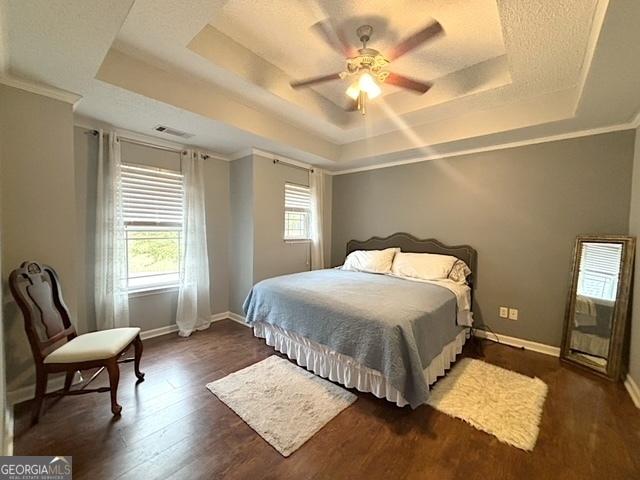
[13, 319, 640, 480]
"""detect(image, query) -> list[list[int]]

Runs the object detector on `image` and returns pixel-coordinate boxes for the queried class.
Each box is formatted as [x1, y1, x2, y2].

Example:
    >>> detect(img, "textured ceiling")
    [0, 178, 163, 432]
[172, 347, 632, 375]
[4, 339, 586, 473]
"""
[115, 0, 599, 139]
[2, 0, 640, 171]
[208, 0, 506, 105]
[0, 0, 133, 92]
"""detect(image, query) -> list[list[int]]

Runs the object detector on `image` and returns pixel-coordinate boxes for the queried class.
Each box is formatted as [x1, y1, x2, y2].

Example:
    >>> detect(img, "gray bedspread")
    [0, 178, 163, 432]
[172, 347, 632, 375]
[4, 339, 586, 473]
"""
[243, 269, 463, 408]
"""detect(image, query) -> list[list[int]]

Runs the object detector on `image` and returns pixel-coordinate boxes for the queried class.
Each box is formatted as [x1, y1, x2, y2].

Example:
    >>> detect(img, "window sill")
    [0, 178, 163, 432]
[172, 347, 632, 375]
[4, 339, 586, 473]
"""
[284, 239, 311, 244]
[128, 284, 180, 298]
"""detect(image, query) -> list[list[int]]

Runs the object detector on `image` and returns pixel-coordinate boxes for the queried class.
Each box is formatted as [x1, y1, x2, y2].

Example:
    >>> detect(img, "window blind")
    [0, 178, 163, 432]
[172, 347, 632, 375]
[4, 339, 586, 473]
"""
[284, 183, 311, 240]
[121, 164, 184, 227]
[284, 183, 311, 211]
[580, 243, 622, 276]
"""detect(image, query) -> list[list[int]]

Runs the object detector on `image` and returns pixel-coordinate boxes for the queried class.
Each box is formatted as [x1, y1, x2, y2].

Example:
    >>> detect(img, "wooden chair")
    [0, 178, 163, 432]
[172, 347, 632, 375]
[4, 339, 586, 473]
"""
[9, 261, 145, 424]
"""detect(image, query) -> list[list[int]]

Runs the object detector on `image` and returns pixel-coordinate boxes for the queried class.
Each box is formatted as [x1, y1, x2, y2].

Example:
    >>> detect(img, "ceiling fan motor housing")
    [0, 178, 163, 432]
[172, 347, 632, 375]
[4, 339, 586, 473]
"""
[347, 48, 390, 80]
[356, 25, 374, 45]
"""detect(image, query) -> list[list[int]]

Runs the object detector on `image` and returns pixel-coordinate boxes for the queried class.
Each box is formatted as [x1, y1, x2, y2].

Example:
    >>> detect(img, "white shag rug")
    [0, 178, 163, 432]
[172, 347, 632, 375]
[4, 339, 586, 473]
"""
[206, 355, 357, 457]
[427, 358, 548, 451]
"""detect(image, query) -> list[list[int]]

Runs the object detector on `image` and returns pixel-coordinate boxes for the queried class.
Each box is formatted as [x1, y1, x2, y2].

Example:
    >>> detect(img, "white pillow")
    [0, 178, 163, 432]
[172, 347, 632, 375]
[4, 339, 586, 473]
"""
[342, 248, 399, 274]
[391, 252, 459, 281]
[448, 259, 472, 284]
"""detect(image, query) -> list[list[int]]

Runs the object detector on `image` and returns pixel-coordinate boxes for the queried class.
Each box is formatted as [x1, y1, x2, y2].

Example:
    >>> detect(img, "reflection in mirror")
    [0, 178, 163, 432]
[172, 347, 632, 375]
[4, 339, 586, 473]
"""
[561, 235, 635, 381]
[569, 242, 622, 368]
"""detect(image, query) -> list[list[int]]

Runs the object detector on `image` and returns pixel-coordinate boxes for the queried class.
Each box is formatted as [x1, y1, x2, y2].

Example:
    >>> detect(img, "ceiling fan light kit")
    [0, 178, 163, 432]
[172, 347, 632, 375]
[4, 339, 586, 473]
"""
[290, 20, 443, 116]
[346, 72, 381, 116]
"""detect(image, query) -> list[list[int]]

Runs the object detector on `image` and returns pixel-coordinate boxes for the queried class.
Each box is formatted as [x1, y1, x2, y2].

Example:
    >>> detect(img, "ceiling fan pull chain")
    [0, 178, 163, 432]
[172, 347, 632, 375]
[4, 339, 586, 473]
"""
[358, 91, 367, 116]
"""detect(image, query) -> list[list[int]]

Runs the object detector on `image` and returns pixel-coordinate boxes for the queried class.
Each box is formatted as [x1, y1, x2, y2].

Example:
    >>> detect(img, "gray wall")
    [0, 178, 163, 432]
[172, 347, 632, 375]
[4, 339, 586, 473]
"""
[74, 128, 98, 333]
[332, 131, 635, 346]
[73, 127, 230, 332]
[229, 156, 254, 314]
[228, 154, 333, 314]
[628, 127, 640, 386]
[323, 172, 333, 264]
[1, 85, 78, 391]
[253, 155, 310, 283]
[204, 154, 231, 315]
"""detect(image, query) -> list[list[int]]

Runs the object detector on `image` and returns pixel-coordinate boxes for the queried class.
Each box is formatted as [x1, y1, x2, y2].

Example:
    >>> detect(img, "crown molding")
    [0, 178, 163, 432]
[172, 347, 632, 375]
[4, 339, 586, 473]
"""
[0, 74, 81, 106]
[328, 119, 639, 176]
[83, 106, 640, 176]
[229, 147, 313, 170]
[73, 115, 230, 162]
[228, 147, 253, 161]
[252, 148, 313, 170]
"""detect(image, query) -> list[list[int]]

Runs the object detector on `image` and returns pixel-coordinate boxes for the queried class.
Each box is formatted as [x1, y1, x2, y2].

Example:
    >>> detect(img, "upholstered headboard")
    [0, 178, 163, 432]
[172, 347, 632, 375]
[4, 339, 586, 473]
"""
[346, 232, 478, 290]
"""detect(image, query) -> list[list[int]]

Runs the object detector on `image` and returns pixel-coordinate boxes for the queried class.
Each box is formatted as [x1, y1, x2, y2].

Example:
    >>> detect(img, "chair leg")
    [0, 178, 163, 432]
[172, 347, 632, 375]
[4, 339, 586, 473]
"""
[105, 359, 122, 416]
[133, 335, 145, 381]
[63, 371, 74, 392]
[32, 369, 47, 425]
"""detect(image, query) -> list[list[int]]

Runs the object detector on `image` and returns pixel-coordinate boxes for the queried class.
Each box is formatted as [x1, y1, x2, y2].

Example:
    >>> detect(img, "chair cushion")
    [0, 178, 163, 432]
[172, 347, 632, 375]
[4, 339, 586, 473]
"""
[44, 327, 141, 364]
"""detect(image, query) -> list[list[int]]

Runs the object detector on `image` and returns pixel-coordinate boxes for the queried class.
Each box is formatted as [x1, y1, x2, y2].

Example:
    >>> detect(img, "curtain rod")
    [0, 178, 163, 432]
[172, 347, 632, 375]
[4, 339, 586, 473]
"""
[84, 129, 211, 159]
[272, 158, 314, 173]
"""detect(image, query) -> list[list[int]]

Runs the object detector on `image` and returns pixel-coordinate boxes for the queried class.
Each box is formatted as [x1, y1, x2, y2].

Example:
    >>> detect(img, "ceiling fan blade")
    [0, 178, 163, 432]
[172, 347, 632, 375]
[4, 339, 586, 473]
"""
[311, 19, 355, 58]
[388, 20, 444, 61]
[385, 73, 432, 94]
[290, 72, 343, 89]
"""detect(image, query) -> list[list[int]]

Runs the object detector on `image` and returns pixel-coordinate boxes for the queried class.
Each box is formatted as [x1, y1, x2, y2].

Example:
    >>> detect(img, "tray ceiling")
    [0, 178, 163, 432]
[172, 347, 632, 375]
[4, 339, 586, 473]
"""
[2, 0, 640, 171]
[207, 0, 506, 106]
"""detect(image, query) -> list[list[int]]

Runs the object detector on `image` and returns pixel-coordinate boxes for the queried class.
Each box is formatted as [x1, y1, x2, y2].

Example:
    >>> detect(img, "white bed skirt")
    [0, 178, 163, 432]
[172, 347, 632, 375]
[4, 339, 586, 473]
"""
[253, 322, 468, 407]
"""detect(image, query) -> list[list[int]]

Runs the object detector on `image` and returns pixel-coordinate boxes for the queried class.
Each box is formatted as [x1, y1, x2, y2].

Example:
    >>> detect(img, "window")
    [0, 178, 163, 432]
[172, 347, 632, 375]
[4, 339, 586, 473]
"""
[576, 242, 622, 301]
[121, 164, 184, 291]
[284, 182, 311, 241]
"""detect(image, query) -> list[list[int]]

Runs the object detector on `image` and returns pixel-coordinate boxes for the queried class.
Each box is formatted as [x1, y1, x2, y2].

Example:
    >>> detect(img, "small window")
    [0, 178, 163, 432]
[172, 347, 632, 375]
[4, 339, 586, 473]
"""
[121, 164, 184, 291]
[284, 182, 311, 241]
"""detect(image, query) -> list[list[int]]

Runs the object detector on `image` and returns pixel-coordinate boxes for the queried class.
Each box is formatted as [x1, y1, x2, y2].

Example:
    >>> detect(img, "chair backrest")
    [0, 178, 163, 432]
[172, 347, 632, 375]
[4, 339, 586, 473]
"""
[9, 261, 77, 363]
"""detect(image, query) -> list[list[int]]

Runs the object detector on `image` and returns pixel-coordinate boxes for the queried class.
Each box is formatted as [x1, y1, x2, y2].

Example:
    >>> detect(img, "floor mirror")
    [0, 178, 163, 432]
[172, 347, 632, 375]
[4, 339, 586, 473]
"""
[561, 235, 635, 380]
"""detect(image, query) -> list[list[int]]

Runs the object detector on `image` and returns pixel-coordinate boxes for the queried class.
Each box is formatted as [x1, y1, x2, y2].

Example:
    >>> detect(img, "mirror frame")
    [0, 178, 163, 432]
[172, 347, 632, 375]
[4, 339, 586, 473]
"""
[560, 235, 636, 381]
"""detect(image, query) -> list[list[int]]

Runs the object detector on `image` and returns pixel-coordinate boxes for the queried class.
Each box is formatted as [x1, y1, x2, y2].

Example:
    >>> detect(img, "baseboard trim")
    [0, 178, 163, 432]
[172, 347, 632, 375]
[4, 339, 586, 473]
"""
[473, 329, 561, 357]
[7, 376, 68, 407]
[210, 312, 229, 323]
[11, 320, 577, 406]
[139, 312, 232, 340]
[7, 317, 637, 423]
[625, 374, 640, 409]
[227, 312, 249, 327]
[7, 313, 232, 406]
[139, 324, 179, 340]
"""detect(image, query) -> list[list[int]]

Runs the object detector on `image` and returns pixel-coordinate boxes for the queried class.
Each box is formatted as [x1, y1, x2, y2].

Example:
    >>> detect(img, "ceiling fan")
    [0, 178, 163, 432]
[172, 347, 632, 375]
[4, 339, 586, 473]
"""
[290, 20, 444, 115]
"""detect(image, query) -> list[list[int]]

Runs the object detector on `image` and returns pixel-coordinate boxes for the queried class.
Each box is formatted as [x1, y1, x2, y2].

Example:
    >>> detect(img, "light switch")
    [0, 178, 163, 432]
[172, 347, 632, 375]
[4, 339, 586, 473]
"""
[499, 307, 508, 318]
[508, 308, 518, 321]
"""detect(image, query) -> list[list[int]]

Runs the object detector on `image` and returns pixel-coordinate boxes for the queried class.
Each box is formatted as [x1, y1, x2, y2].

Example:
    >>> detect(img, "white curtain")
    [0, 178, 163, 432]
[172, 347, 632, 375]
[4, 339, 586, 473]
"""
[309, 168, 325, 270]
[176, 150, 212, 337]
[95, 131, 130, 330]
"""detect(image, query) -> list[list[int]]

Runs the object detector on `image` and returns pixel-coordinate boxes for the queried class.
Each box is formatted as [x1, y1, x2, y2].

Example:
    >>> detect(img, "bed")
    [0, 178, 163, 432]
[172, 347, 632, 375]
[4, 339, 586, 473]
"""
[243, 233, 477, 408]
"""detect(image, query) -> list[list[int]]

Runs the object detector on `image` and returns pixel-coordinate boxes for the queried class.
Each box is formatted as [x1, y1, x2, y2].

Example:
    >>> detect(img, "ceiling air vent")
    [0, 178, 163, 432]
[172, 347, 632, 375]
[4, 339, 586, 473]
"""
[153, 125, 194, 139]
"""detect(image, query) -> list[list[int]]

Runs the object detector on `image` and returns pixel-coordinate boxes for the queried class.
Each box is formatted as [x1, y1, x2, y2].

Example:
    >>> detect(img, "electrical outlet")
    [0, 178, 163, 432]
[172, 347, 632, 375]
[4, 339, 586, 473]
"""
[508, 308, 519, 321]
[499, 307, 508, 318]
